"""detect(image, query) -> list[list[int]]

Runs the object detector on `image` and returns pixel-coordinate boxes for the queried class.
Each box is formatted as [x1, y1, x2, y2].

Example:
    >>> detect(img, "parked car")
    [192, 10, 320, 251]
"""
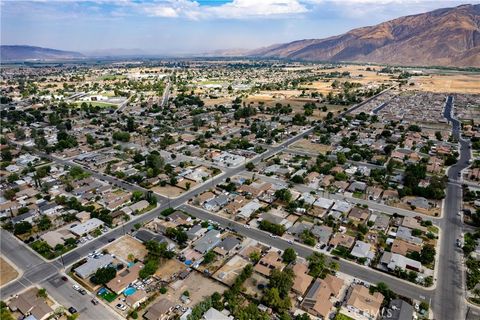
[91, 299, 99, 305]
[79, 289, 87, 295]
[61, 276, 68, 281]
[68, 307, 78, 314]
[116, 304, 127, 311]
[72, 285, 80, 291]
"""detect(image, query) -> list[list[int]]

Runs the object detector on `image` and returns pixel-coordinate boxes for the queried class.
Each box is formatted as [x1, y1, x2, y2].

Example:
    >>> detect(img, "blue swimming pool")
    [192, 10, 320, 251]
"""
[123, 287, 137, 296]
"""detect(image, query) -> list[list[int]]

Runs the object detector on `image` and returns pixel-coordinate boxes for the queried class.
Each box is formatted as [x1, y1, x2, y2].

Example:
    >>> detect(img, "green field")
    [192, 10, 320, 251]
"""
[74, 101, 118, 108]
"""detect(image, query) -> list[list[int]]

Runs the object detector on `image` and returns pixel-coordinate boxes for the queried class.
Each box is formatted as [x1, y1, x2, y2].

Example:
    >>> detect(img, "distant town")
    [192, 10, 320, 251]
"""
[0, 59, 479, 320]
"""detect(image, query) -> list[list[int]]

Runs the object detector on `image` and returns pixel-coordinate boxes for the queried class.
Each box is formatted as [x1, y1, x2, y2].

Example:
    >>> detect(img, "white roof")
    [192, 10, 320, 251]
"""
[70, 218, 104, 236]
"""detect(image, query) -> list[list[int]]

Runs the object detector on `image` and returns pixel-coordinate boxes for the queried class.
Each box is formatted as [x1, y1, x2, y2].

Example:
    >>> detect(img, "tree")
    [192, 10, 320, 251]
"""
[91, 266, 116, 285]
[307, 252, 326, 278]
[203, 251, 216, 264]
[419, 244, 436, 265]
[249, 251, 261, 263]
[274, 188, 292, 203]
[37, 288, 47, 298]
[14, 221, 32, 235]
[282, 248, 297, 264]
[245, 162, 255, 171]
[37, 215, 52, 231]
[269, 268, 295, 298]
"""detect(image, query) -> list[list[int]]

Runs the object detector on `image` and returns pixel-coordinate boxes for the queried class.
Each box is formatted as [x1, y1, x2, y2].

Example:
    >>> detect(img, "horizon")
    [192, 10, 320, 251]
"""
[0, 0, 473, 55]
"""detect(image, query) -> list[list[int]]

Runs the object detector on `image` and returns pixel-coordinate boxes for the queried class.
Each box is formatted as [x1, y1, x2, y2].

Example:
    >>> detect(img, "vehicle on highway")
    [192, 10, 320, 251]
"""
[72, 285, 80, 291]
[68, 307, 78, 314]
[116, 303, 127, 311]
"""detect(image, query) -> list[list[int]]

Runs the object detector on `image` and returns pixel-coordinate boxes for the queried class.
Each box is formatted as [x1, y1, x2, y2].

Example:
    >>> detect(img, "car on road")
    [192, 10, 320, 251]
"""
[457, 211, 462, 216]
[68, 307, 78, 314]
[108, 238, 115, 243]
[72, 285, 80, 291]
[91, 299, 99, 305]
[288, 240, 293, 244]
[79, 289, 87, 295]
[61, 276, 68, 281]
[243, 225, 250, 229]
[116, 303, 127, 311]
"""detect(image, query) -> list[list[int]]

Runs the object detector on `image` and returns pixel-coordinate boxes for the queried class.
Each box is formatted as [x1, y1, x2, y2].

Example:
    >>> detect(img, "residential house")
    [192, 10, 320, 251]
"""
[193, 229, 221, 254]
[254, 251, 285, 276]
[301, 275, 344, 319]
[143, 298, 175, 320]
[8, 288, 53, 320]
[107, 263, 144, 294]
[344, 285, 384, 320]
[292, 262, 313, 296]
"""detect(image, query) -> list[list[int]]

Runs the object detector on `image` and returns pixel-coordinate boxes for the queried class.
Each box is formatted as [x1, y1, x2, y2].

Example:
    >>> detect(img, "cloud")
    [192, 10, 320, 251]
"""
[144, 0, 308, 19]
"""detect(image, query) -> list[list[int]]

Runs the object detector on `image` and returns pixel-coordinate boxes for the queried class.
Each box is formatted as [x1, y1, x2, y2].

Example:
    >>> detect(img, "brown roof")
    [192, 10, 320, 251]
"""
[8, 288, 53, 320]
[292, 262, 313, 295]
[347, 285, 384, 317]
[329, 233, 355, 249]
[254, 251, 285, 276]
[391, 239, 422, 256]
[143, 298, 174, 320]
[348, 207, 369, 221]
[107, 263, 143, 294]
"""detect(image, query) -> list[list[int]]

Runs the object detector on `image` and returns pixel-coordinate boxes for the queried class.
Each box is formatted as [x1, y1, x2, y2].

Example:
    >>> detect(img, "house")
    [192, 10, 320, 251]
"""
[126, 290, 148, 309]
[329, 233, 355, 249]
[202, 307, 234, 320]
[350, 241, 375, 261]
[408, 197, 431, 210]
[254, 251, 285, 276]
[8, 288, 53, 320]
[69, 218, 104, 236]
[215, 236, 241, 253]
[130, 200, 150, 213]
[391, 239, 422, 256]
[348, 181, 367, 193]
[311, 225, 333, 244]
[370, 214, 390, 231]
[204, 194, 229, 212]
[74, 254, 114, 279]
[366, 186, 383, 201]
[196, 192, 216, 205]
[348, 207, 370, 223]
[187, 224, 207, 240]
[194, 229, 221, 254]
[380, 252, 422, 272]
[401, 216, 428, 233]
[395, 226, 423, 245]
[382, 299, 414, 320]
[344, 285, 384, 320]
[107, 263, 144, 294]
[143, 298, 174, 320]
[301, 275, 344, 319]
[236, 199, 262, 220]
[292, 262, 313, 296]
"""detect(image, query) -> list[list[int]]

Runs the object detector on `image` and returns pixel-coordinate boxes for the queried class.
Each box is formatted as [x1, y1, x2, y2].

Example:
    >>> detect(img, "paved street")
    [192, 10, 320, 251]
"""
[1, 91, 470, 320]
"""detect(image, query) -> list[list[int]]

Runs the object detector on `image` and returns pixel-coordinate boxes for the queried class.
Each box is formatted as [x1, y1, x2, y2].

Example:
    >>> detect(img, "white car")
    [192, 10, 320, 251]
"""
[244, 225, 250, 229]
[116, 304, 127, 311]
[72, 285, 80, 291]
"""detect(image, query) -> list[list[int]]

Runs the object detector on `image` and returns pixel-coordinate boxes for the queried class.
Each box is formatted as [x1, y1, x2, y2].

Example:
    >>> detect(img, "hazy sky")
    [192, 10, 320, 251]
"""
[0, 0, 473, 54]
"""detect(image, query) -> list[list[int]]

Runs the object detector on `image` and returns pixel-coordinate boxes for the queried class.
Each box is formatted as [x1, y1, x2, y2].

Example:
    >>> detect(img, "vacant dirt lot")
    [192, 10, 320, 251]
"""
[155, 259, 186, 281]
[212, 255, 250, 286]
[410, 74, 480, 94]
[0, 257, 18, 286]
[105, 236, 147, 262]
[151, 185, 185, 198]
[290, 139, 332, 154]
[167, 271, 227, 306]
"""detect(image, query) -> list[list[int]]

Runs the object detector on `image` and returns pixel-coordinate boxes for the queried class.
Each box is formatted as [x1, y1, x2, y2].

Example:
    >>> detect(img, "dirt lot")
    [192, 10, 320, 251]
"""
[212, 255, 250, 286]
[243, 272, 268, 299]
[151, 185, 185, 198]
[166, 271, 227, 306]
[290, 139, 332, 154]
[154, 259, 187, 281]
[0, 257, 18, 285]
[105, 236, 147, 262]
[409, 74, 480, 94]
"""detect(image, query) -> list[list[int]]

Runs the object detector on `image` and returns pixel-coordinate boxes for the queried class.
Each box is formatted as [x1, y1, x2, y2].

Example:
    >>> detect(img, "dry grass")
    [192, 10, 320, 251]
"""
[105, 235, 147, 262]
[290, 139, 332, 154]
[212, 255, 250, 286]
[0, 257, 18, 286]
[166, 272, 227, 306]
[151, 185, 185, 197]
[409, 74, 480, 94]
[154, 259, 187, 281]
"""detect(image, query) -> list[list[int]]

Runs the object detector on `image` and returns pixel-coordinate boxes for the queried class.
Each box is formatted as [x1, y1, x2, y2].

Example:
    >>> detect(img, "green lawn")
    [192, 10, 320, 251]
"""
[99, 290, 117, 302]
[74, 101, 117, 108]
[334, 314, 354, 320]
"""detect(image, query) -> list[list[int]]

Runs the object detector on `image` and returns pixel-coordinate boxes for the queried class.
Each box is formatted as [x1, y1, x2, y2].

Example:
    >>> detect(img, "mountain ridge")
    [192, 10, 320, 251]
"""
[248, 4, 480, 67]
[0, 45, 85, 61]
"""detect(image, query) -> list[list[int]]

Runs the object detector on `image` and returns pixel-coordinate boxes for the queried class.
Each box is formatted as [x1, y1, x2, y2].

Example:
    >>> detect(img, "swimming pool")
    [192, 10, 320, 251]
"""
[123, 287, 137, 296]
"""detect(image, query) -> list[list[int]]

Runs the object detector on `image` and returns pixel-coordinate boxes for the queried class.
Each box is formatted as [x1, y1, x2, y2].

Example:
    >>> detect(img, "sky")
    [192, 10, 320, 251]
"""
[0, 0, 474, 55]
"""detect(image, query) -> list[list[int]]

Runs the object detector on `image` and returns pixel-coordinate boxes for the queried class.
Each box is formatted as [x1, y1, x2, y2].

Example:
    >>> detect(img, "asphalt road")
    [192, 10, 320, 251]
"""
[180, 204, 433, 303]
[432, 96, 471, 320]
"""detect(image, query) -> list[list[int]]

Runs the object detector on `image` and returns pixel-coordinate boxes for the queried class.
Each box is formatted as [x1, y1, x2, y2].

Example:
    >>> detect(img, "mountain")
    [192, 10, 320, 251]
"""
[249, 4, 480, 67]
[83, 48, 149, 57]
[0, 45, 84, 61]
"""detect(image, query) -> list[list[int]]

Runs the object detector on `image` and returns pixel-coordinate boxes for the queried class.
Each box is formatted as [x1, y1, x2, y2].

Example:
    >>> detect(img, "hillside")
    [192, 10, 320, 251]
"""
[250, 4, 480, 67]
[0, 45, 84, 61]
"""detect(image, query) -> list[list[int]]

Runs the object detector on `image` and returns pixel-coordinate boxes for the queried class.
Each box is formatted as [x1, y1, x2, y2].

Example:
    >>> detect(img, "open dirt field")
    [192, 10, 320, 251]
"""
[243, 272, 268, 299]
[290, 139, 332, 154]
[0, 257, 19, 286]
[105, 236, 147, 262]
[212, 255, 250, 286]
[154, 259, 187, 281]
[151, 185, 185, 198]
[166, 271, 227, 306]
[409, 74, 480, 94]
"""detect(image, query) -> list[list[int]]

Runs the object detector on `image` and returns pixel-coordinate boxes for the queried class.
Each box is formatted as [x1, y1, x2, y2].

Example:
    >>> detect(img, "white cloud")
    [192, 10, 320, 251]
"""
[144, 0, 308, 19]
